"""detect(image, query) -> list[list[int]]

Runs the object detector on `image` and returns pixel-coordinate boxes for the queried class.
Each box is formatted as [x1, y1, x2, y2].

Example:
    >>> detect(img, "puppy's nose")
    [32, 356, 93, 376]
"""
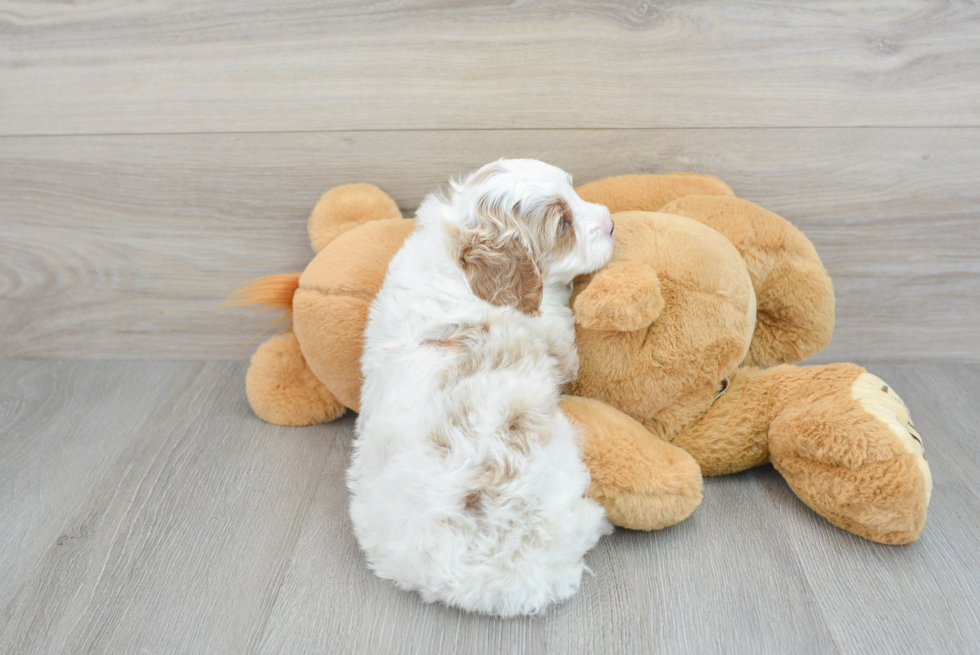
[602, 216, 615, 236]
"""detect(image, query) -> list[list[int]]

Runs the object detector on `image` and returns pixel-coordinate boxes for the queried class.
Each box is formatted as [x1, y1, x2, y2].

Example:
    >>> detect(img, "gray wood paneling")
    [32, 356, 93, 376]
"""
[2, 128, 977, 362]
[1, 1, 978, 135]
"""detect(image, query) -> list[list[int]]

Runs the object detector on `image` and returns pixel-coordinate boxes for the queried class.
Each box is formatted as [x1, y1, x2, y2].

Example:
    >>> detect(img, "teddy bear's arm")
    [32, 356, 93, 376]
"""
[560, 395, 703, 531]
[572, 261, 664, 332]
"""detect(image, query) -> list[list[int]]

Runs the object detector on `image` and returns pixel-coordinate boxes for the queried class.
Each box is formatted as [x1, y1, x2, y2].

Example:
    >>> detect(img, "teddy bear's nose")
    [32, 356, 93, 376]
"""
[602, 216, 615, 236]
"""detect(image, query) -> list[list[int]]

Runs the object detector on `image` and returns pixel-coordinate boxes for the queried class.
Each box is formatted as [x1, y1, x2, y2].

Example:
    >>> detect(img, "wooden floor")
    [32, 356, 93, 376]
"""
[0, 360, 977, 654]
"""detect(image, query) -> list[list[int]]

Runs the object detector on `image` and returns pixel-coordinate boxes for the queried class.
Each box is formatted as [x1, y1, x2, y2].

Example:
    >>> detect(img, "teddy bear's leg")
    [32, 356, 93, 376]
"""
[246, 332, 347, 426]
[561, 396, 703, 531]
[766, 365, 931, 545]
[671, 368, 774, 476]
[575, 173, 735, 215]
[308, 184, 402, 254]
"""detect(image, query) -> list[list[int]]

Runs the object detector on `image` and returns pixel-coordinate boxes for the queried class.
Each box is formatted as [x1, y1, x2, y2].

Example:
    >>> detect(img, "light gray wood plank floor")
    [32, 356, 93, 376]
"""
[1, 360, 976, 654]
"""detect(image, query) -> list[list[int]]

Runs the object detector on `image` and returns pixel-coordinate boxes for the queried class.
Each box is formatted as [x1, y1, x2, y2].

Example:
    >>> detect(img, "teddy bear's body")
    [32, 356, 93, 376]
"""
[236, 174, 931, 545]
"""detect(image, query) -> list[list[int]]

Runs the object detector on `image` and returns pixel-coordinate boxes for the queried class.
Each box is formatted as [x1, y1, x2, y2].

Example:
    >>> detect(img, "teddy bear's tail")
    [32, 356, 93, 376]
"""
[225, 272, 348, 426]
[225, 273, 301, 316]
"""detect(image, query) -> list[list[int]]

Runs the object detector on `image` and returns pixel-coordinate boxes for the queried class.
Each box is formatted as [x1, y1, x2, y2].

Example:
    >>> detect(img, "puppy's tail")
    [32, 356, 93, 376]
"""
[224, 273, 301, 328]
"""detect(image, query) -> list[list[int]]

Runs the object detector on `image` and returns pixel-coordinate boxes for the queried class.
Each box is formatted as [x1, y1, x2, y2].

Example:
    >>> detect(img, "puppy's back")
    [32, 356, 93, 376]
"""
[348, 202, 610, 617]
[349, 398, 610, 616]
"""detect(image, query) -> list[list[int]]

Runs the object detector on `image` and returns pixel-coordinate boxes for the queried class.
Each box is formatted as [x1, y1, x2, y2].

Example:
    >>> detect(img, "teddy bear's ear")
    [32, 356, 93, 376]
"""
[573, 262, 665, 331]
[308, 183, 403, 254]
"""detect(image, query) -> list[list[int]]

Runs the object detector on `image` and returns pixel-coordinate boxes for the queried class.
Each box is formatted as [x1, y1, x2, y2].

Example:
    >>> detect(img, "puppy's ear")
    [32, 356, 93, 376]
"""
[573, 262, 664, 331]
[457, 231, 543, 315]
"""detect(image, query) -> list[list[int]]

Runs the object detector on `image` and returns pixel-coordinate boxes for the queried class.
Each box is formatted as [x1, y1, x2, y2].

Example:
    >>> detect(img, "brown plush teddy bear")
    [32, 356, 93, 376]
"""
[234, 174, 931, 545]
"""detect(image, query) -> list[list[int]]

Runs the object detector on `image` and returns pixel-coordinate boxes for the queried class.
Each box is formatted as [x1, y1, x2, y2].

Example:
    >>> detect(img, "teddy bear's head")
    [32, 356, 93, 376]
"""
[567, 211, 758, 440]
[566, 194, 835, 441]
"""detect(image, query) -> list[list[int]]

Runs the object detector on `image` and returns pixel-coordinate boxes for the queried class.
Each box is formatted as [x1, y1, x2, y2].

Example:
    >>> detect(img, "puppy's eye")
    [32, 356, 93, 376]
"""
[557, 219, 568, 236]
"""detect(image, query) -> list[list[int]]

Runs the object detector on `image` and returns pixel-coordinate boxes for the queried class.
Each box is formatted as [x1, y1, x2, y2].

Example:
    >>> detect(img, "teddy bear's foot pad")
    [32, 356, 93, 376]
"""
[851, 372, 932, 501]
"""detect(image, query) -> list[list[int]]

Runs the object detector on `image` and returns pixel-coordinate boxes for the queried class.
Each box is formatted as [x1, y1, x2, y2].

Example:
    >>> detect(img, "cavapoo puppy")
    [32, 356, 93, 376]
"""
[347, 159, 616, 616]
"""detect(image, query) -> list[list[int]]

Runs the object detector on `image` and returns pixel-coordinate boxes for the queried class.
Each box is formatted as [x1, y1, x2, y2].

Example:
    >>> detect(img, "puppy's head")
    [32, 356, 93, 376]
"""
[445, 159, 615, 315]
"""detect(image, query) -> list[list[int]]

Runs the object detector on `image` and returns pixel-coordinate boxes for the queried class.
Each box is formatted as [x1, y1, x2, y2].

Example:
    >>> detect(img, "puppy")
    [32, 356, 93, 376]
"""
[347, 159, 616, 616]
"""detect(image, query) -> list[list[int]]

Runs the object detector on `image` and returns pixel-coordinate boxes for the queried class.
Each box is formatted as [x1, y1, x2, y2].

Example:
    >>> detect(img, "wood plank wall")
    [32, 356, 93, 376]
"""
[2, 1, 978, 362]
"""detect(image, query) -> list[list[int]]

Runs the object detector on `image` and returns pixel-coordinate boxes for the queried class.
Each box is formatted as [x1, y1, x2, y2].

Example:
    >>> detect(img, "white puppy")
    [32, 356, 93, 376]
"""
[347, 159, 616, 616]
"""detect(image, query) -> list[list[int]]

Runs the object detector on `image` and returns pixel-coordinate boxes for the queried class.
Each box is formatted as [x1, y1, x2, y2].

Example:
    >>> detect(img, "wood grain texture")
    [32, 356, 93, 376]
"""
[1, 361, 977, 654]
[1, 1, 979, 135]
[2, 128, 977, 362]
[0, 361, 342, 655]
[0, 360, 186, 609]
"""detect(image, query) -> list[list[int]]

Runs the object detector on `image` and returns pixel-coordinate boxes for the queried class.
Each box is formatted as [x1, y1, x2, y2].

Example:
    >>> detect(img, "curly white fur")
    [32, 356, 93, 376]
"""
[347, 159, 616, 616]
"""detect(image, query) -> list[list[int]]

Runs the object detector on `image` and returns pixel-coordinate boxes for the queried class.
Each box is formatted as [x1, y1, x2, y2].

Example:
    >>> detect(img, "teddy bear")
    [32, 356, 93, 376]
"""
[234, 173, 931, 545]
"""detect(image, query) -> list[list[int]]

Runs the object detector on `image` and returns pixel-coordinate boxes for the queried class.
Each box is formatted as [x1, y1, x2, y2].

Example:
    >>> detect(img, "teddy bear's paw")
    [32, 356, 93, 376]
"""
[851, 372, 931, 504]
[246, 332, 347, 426]
[561, 396, 703, 531]
[768, 371, 932, 545]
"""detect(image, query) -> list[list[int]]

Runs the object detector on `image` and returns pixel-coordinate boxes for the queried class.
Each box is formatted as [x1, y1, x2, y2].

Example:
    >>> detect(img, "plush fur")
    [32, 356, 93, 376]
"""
[308, 182, 402, 254]
[574, 172, 735, 213]
[567, 211, 758, 444]
[658, 195, 835, 366]
[234, 172, 931, 545]
[572, 261, 665, 332]
[347, 160, 616, 616]
[294, 218, 416, 412]
[672, 364, 931, 544]
[561, 396, 703, 530]
[566, 209, 929, 542]
[245, 331, 345, 426]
